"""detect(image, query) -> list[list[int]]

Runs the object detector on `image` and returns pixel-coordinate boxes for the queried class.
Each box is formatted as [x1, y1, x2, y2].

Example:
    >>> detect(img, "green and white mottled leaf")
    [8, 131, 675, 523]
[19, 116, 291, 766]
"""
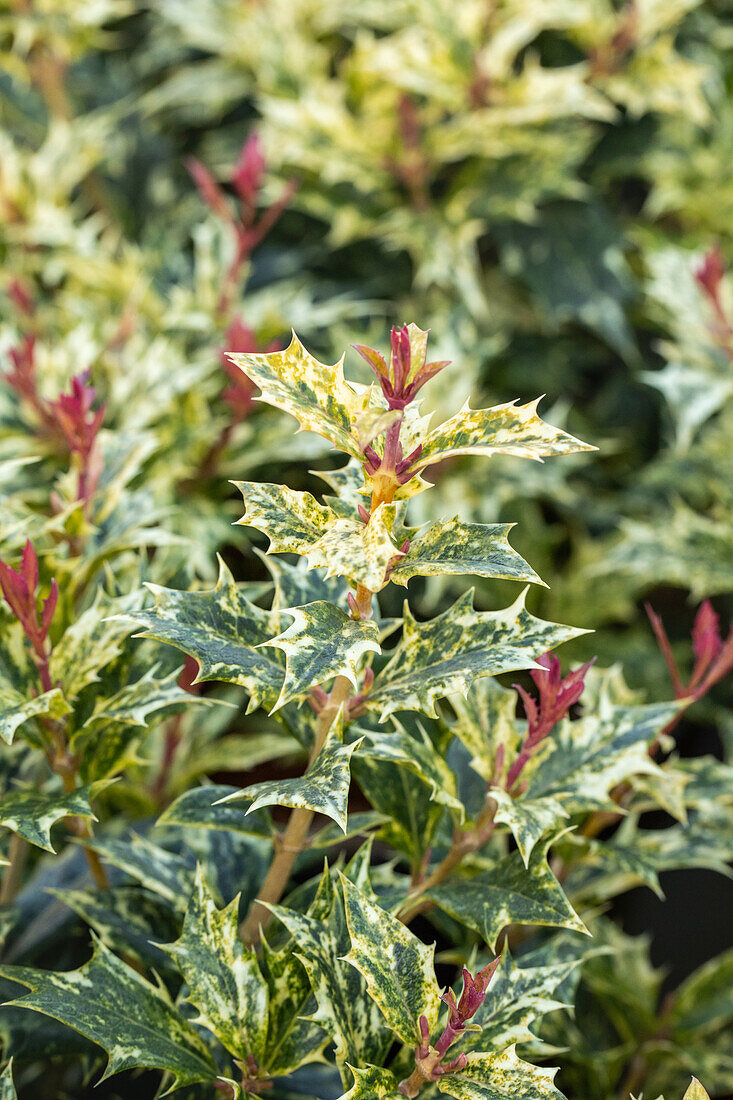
[410, 397, 594, 472]
[450, 677, 521, 783]
[84, 834, 194, 908]
[0, 938, 217, 1091]
[490, 789, 569, 867]
[522, 701, 681, 812]
[368, 589, 587, 720]
[220, 713, 360, 832]
[425, 837, 588, 948]
[81, 665, 205, 731]
[683, 1081, 711, 1100]
[360, 722, 463, 820]
[157, 785, 273, 838]
[235, 481, 331, 554]
[49, 597, 134, 698]
[53, 886, 181, 972]
[264, 601, 380, 711]
[228, 333, 365, 457]
[0, 688, 71, 746]
[0, 1062, 16, 1100]
[259, 932, 329, 1076]
[390, 517, 543, 587]
[129, 557, 284, 713]
[161, 867, 268, 1062]
[307, 503, 402, 591]
[340, 874, 441, 1044]
[435, 1046, 563, 1100]
[338, 1064, 401, 1099]
[0, 784, 98, 852]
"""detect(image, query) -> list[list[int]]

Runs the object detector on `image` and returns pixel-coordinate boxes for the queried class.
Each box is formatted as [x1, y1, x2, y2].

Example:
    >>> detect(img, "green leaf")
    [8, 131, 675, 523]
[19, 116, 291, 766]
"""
[425, 837, 588, 948]
[0, 784, 98, 852]
[84, 835, 194, 907]
[264, 601, 380, 711]
[129, 557, 284, 713]
[0, 688, 71, 746]
[48, 596, 135, 698]
[360, 722, 464, 820]
[490, 789, 569, 867]
[353, 752, 445, 867]
[0, 1061, 16, 1100]
[435, 1046, 563, 1100]
[368, 589, 587, 720]
[338, 1064, 402, 1099]
[0, 938, 217, 1091]
[450, 677, 521, 783]
[411, 398, 594, 473]
[53, 886, 181, 973]
[340, 874, 441, 1045]
[157, 785, 273, 838]
[221, 713, 360, 831]
[259, 933, 329, 1077]
[228, 332, 365, 457]
[80, 664, 205, 731]
[390, 517, 543, 587]
[161, 866, 268, 1063]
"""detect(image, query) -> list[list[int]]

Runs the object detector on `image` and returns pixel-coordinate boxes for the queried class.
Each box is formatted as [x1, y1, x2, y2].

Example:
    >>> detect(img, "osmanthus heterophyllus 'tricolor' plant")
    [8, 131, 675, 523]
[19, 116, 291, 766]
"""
[0, 325, 723, 1100]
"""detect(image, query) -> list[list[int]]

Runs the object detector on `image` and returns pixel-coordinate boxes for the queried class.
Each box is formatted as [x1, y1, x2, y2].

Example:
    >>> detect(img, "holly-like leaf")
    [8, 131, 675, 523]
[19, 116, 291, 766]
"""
[259, 933, 329, 1077]
[683, 1081, 711, 1100]
[234, 481, 331, 555]
[84, 835, 194, 907]
[360, 723, 463, 820]
[80, 665, 206, 731]
[264, 601, 380, 711]
[157, 785, 273, 839]
[490, 789, 569, 867]
[450, 677, 521, 783]
[340, 874, 441, 1045]
[161, 866, 268, 1063]
[54, 886, 181, 973]
[49, 597, 135, 698]
[129, 557, 284, 713]
[227, 332, 365, 457]
[368, 589, 587, 720]
[0, 938, 218, 1091]
[410, 398, 594, 473]
[305, 504, 402, 591]
[0, 688, 71, 746]
[434, 1046, 563, 1100]
[521, 700, 681, 812]
[0, 1062, 16, 1100]
[425, 837, 588, 948]
[220, 713, 360, 831]
[390, 517, 543, 587]
[338, 1064, 402, 1099]
[0, 784, 98, 852]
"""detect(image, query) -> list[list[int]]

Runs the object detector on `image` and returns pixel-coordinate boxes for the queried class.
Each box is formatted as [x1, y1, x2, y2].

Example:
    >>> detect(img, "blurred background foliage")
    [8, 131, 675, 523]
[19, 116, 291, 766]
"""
[1, 1, 733, 1096]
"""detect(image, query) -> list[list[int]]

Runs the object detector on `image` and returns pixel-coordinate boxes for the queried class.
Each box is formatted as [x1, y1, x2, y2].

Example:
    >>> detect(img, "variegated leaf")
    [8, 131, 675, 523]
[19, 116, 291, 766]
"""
[360, 722, 463, 820]
[129, 557, 284, 713]
[0, 688, 71, 746]
[450, 677, 521, 782]
[48, 596, 135, 698]
[390, 517, 543, 587]
[267, 882, 389, 1076]
[80, 664, 205, 731]
[259, 932, 329, 1076]
[410, 398, 594, 473]
[684, 1081, 711, 1100]
[435, 1046, 563, 1100]
[0, 939, 218, 1091]
[234, 481, 331, 554]
[0, 784, 98, 852]
[227, 332, 365, 457]
[368, 589, 587, 720]
[425, 837, 588, 948]
[521, 701, 681, 812]
[220, 713, 359, 831]
[157, 785, 273, 839]
[84, 834, 194, 908]
[490, 789, 569, 867]
[161, 866, 268, 1063]
[0, 1062, 16, 1100]
[340, 874, 441, 1044]
[338, 1064, 402, 1099]
[306, 503, 402, 591]
[264, 601, 380, 711]
[53, 886, 181, 973]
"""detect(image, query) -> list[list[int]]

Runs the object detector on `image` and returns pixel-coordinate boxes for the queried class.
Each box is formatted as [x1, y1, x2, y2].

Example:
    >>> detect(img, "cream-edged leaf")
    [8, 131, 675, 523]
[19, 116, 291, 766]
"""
[391, 517, 544, 587]
[0, 783, 98, 853]
[0, 688, 71, 746]
[337, 1064, 402, 1099]
[450, 677, 521, 782]
[435, 1046, 563, 1100]
[490, 789, 570, 867]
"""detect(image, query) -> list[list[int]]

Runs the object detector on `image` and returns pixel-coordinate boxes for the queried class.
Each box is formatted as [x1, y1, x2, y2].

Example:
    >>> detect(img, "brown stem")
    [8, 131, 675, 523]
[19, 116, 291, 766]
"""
[239, 675, 353, 943]
[0, 834, 30, 906]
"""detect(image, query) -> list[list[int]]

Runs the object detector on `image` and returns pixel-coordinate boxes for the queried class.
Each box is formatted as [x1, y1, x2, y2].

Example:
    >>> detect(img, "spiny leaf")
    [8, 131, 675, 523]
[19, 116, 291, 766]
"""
[227, 332, 365, 457]
[340, 874, 441, 1045]
[410, 397, 595, 472]
[0, 784, 98, 852]
[81, 664, 206, 731]
[48, 597, 135, 697]
[425, 837, 588, 949]
[360, 722, 463, 820]
[0, 688, 71, 746]
[157, 785, 273, 839]
[368, 589, 587, 720]
[259, 932, 329, 1077]
[683, 1081, 711, 1100]
[161, 866, 268, 1063]
[390, 517, 544, 587]
[220, 713, 359, 832]
[434, 1046, 563, 1100]
[305, 503, 402, 591]
[490, 789, 569, 867]
[0, 1062, 16, 1100]
[84, 834, 194, 907]
[450, 677, 521, 783]
[0, 938, 217, 1092]
[129, 557, 284, 713]
[338, 1064, 402, 1099]
[264, 601, 380, 711]
[234, 481, 331, 555]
